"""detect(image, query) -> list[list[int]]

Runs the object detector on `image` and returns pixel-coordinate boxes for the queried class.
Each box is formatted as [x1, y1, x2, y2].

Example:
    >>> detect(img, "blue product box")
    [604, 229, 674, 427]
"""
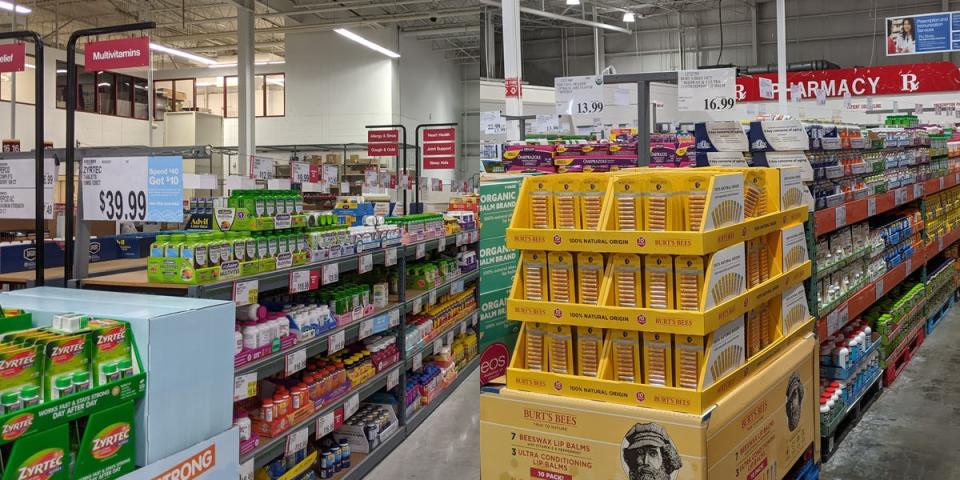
[747, 120, 812, 152]
[109, 233, 158, 259]
[0, 241, 65, 273]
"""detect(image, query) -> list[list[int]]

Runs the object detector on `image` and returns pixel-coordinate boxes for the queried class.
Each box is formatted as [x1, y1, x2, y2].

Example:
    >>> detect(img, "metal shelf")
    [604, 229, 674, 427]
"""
[405, 355, 480, 435]
[335, 427, 406, 480]
[243, 363, 402, 469]
[403, 270, 479, 314]
[405, 310, 479, 370]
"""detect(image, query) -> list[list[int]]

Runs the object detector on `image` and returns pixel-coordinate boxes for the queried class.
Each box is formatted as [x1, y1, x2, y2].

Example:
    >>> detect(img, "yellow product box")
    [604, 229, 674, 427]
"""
[481, 335, 819, 480]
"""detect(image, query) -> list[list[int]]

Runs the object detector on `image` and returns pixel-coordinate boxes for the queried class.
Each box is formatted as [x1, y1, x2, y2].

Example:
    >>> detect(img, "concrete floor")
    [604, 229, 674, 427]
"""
[365, 368, 481, 480]
[822, 304, 960, 479]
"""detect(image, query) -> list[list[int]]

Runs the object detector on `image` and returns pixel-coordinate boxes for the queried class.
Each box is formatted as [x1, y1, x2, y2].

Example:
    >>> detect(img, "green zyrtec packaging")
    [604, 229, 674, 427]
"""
[87, 320, 134, 386]
[1, 423, 69, 480]
[73, 401, 136, 480]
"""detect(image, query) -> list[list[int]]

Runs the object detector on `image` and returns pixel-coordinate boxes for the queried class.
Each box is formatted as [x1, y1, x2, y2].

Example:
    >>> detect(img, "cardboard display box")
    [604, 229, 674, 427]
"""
[481, 335, 818, 480]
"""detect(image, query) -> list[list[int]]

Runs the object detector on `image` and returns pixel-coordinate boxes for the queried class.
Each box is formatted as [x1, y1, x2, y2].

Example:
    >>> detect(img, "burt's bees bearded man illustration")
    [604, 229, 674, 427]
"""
[620, 422, 682, 480]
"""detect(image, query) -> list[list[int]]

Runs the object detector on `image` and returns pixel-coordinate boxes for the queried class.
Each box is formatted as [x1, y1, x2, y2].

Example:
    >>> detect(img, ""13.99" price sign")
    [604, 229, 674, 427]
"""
[82, 156, 184, 222]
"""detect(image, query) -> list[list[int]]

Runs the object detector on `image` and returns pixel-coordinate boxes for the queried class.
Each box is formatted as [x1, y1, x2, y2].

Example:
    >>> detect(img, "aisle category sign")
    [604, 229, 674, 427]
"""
[81, 156, 183, 222]
[0, 43, 25, 73]
[84, 36, 150, 71]
[0, 158, 56, 219]
[368, 129, 399, 157]
[422, 127, 456, 170]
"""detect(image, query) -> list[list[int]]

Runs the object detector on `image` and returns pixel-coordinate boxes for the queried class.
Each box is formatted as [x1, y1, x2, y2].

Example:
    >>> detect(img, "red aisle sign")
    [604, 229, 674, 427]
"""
[423, 143, 456, 156]
[505, 77, 521, 98]
[368, 130, 399, 143]
[84, 36, 150, 71]
[424, 157, 455, 169]
[0, 43, 25, 73]
[368, 143, 398, 156]
[423, 128, 455, 142]
[736, 61, 960, 102]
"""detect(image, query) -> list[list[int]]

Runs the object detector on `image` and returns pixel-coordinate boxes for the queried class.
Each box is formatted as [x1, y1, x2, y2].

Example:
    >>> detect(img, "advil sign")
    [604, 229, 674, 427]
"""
[85, 37, 150, 71]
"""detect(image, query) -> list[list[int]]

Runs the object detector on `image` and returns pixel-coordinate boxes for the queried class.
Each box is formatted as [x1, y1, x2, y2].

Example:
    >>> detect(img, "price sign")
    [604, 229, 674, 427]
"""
[233, 280, 258, 306]
[939, 237, 945, 252]
[459, 322, 467, 335]
[389, 309, 400, 327]
[240, 460, 255, 480]
[433, 338, 443, 353]
[915, 103, 924, 115]
[289, 270, 317, 294]
[450, 279, 465, 295]
[480, 111, 507, 135]
[385, 247, 398, 266]
[472, 312, 479, 326]
[0, 158, 55, 220]
[914, 183, 923, 198]
[555, 75, 604, 116]
[678, 68, 736, 111]
[875, 279, 885, 300]
[868, 197, 877, 216]
[438, 236, 447, 252]
[412, 352, 422, 371]
[429, 290, 437, 306]
[316, 411, 335, 439]
[250, 156, 275, 180]
[328, 330, 345, 354]
[82, 156, 183, 222]
[835, 206, 846, 229]
[457, 233, 466, 246]
[906, 258, 913, 274]
[359, 319, 374, 339]
[413, 297, 423, 314]
[940, 177, 946, 191]
[359, 253, 373, 274]
[290, 161, 317, 184]
[836, 304, 849, 330]
[816, 88, 827, 106]
[759, 77, 774, 99]
[322, 263, 339, 285]
[895, 188, 907, 205]
[447, 330, 454, 345]
[344, 394, 360, 418]
[416, 243, 426, 259]
[285, 349, 306, 376]
[233, 372, 257, 402]
[387, 369, 399, 389]
[285, 427, 308, 456]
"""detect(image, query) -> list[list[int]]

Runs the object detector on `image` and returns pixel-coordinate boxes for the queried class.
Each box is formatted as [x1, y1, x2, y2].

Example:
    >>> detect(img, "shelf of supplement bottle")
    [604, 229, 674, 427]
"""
[404, 310, 479, 371]
[820, 337, 880, 381]
[402, 270, 479, 314]
[922, 224, 960, 260]
[505, 207, 808, 255]
[402, 231, 479, 258]
[235, 303, 403, 378]
[243, 363, 402, 469]
[405, 355, 480, 436]
[820, 368, 883, 439]
[815, 181, 926, 237]
[507, 261, 811, 336]
[815, 247, 871, 280]
[330, 427, 405, 480]
[817, 250, 924, 339]
[921, 171, 960, 197]
[506, 316, 815, 414]
[0, 257, 147, 289]
[877, 298, 925, 350]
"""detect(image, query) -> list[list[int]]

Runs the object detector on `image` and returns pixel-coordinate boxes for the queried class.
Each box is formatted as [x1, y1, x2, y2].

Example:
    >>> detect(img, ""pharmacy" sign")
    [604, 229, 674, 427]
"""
[84, 37, 150, 71]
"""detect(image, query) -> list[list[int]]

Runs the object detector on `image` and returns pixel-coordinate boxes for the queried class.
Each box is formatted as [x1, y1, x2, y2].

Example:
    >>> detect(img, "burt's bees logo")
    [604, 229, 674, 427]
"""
[637, 237, 646, 247]
[553, 381, 563, 391]
[636, 392, 646, 402]
[553, 235, 562, 245]
[522, 409, 577, 426]
[636, 314, 647, 325]
[740, 400, 768, 430]
[553, 308, 563, 318]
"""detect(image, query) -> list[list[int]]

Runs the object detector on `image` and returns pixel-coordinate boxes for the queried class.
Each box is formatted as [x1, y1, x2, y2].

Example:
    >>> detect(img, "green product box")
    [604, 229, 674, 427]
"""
[0, 344, 41, 403]
[146, 257, 219, 284]
[479, 179, 522, 239]
[1, 423, 69, 480]
[478, 286, 519, 360]
[87, 321, 133, 387]
[479, 235, 518, 293]
[73, 401, 136, 480]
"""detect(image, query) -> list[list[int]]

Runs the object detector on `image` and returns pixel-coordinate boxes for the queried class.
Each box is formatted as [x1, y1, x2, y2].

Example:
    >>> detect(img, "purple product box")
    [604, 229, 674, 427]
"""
[502, 146, 555, 173]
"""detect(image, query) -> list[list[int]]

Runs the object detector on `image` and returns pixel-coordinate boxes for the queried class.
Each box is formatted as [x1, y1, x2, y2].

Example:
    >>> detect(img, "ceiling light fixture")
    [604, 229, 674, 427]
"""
[623, 12, 635, 22]
[0, 1, 30, 14]
[150, 43, 218, 65]
[334, 29, 401, 58]
[566, 0, 580, 5]
[208, 60, 286, 69]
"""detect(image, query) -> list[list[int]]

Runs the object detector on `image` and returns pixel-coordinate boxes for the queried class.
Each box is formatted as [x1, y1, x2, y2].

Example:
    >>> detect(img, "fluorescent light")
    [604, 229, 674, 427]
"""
[623, 12, 635, 22]
[25, 63, 34, 69]
[56, 69, 67, 74]
[150, 43, 218, 65]
[566, 0, 579, 5]
[208, 60, 285, 69]
[0, 1, 31, 14]
[333, 29, 400, 58]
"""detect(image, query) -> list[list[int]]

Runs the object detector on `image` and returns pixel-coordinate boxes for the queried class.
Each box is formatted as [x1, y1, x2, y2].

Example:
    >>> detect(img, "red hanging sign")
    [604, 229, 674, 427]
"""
[84, 36, 150, 71]
[368, 130, 399, 143]
[423, 143, 456, 156]
[368, 143, 398, 156]
[736, 61, 960, 102]
[505, 77, 521, 98]
[0, 43, 25, 73]
[424, 157, 456, 169]
[423, 128, 456, 142]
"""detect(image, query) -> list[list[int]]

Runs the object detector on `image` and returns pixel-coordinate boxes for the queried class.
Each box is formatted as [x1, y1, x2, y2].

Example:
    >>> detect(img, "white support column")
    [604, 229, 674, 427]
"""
[593, 7, 602, 75]
[484, 8, 496, 78]
[501, 0, 523, 140]
[237, 1, 256, 175]
[776, 0, 787, 113]
[10, 3, 16, 140]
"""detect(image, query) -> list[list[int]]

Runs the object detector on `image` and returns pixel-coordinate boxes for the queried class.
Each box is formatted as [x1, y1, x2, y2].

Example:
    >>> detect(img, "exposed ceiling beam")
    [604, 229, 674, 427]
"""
[479, 0, 631, 34]
[402, 24, 481, 35]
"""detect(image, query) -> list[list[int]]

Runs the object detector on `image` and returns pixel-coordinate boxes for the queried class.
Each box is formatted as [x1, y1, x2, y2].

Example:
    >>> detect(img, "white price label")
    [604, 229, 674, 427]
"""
[316, 411, 335, 439]
[359, 319, 374, 339]
[416, 243, 426, 259]
[955, 173, 960, 185]
[875, 279, 885, 300]
[677, 68, 737, 111]
[359, 253, 374, 274]
[939, 237, 945, 252]
[940, 177, 946, 191]
[835, 206, 846, 228]
[457, 233, 466, 246]
[759, 77, 774, 99]
[429, 290, 437, 306]
[344, 394, 360, 418]
[480, 111, 507, 135]
[433, 338, 443, 353]
[233, 280, 258, 306]
[387, 369, 399, 389]
[233, 372, 257, 402]
[459, 322, 467, 335]
[250, 156, 275, 180]
[837, 304, 849, 329]
[328, 330, 345, 354]
[385, 247, 398, 266]
[450, 279, 465, 295]
[472, 312, 479, 326]
[914, 183, 923, 198]
[322, 263, 339, 285]
[340, 181, 351, 193]
[289, 270, 311, 294]
[895, 188, 908, 205]
[868, 197, 877, 216]
[82, 156, 183, 222]
[907, 258, 913, 274]
[0, 157, 55, 220]
[389, 309, 400, 327]
[285, 349, 306, 376]
[412, 352, 423, 371]
[438, 236, 447, 252]
[290, 161, 313, 184]
[447, 330, 454, 345]
[413, 297, 423, 314]
[285, 427, 309, 456]
[555, 75, 604, 116]
[240, 459, 255, 480]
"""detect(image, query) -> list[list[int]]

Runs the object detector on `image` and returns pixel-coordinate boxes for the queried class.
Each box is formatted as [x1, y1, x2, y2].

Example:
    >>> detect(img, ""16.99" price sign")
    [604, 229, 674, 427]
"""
[82, 156, 184, 222]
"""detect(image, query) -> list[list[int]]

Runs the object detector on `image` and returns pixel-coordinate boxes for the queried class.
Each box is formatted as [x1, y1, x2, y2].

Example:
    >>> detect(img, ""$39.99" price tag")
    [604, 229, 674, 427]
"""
[82, 156, 183, 223]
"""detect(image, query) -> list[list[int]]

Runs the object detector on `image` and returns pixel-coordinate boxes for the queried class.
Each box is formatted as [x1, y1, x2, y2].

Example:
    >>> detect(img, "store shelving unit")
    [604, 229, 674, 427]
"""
[405, 355, 480, 435]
